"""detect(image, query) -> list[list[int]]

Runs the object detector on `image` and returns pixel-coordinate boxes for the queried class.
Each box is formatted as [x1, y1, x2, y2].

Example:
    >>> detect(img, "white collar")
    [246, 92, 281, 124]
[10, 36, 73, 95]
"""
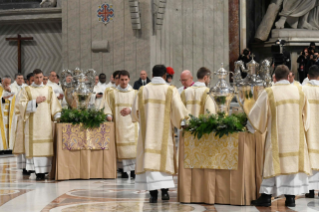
[309, 80, 319, 86]
[48, 80, 58, 85]
[151, 77, 166, 84]
[97, 82, 108, 87]
[117, 85, 131, 91]
[31, 82, 44, 87]
[12, 81, 24, 87]
[275, 80, 290, 85]
[193, 81, 206, 87]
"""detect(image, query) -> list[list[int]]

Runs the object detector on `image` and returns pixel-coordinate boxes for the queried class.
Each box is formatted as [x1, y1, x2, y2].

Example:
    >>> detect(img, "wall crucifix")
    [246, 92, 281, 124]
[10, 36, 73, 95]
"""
[6, 34, 34, 74]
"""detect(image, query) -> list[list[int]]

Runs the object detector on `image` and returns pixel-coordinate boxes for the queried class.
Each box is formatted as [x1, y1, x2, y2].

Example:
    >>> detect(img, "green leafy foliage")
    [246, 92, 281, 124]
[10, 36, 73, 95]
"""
[60, 108, 107, 129]
[184, 111, 247, 139]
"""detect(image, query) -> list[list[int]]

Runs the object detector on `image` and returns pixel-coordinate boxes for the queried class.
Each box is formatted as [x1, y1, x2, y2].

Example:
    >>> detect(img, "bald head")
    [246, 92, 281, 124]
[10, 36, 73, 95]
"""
[140, 70, 147, 80]
[180, 70, 194, 88]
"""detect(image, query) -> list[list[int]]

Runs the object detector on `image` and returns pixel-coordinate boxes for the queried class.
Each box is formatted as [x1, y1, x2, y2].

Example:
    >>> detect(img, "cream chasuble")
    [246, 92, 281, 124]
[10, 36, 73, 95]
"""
[132, 77, 188, 191]
[181, 81, 216, 117]
[292, 80, 302, 87]
[249, 80, 311, 178]
[131, 77, 189, 175]
[12, 90, 25, 154]
[303, 80, 319, 190]
[102, 86, 138, 161]
[19, 84, 62, 159]
[249, 80, 311, 196]
[0, 86, 16, 151]
[12, 90, 27, 170]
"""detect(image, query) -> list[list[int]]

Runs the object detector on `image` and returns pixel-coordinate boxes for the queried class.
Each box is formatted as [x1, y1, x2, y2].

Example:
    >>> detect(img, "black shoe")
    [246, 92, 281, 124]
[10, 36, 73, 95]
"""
[118, 168, 123, 173]
[149, 190, 158, 203]
[305, 190, 315, 198]
[251, 193, 271, 207]
[36, 173, 45, 181]
[121, 172, 129, 178]
[285, 195, 296, 207]
[22, 169, 31, 176]
[130, 170, 135, 179]
[161, 188, 170, 200]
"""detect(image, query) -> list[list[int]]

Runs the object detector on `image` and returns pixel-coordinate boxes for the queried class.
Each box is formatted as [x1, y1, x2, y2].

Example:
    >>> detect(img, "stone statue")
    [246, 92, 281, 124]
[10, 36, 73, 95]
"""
[40, 0, 57, 8]
[255, 0, 319, 41]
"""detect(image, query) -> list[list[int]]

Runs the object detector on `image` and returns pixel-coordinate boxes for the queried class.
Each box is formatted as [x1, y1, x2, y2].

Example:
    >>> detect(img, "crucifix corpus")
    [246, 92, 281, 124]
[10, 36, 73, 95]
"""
[6, 34, 34, 74]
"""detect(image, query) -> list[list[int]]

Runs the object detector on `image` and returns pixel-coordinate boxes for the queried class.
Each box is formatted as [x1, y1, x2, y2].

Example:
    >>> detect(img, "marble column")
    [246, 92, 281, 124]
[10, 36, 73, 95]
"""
[228, 0, 240, 80]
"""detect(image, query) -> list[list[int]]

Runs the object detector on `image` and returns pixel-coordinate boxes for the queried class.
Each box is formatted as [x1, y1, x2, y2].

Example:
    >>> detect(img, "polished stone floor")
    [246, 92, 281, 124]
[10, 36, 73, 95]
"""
[0, 155, 318, 212]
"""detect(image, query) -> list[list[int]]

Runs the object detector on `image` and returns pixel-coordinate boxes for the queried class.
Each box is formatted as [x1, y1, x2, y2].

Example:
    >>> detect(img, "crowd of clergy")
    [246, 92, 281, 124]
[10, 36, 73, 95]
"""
[0, 62, 319, 206]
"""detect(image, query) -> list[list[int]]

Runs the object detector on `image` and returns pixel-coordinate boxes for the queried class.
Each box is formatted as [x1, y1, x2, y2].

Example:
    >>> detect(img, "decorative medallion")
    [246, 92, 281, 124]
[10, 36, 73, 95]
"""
[97, 3, 114, 25]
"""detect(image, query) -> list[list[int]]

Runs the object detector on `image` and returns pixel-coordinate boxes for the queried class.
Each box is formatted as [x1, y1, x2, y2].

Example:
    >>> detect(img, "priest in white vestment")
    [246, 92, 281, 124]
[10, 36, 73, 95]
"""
[131, 65, 189, 203]
[10, 74, 27, 95]
[101, 70, 138, 179]
[93, 73, 113, 109]
[0, 76, 16, 152]
[249, 65, 311, 207]
[47, 71, 64, 103]
[19, 69, 62, 181]
[288, 71, 301, 87]
[302, 65, 319, 198]
[177, 70, 194, 94]
[181, 67, 216, 116]
[302, 77, 310, 86]
[12, 88, 30, 175]
[26, 73, 34, 86]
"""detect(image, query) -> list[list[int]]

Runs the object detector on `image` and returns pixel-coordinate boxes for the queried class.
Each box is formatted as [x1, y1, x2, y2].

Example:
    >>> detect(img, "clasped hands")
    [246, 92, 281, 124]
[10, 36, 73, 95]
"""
[106, 108, 131, 122]
[36, 96, 46, 104]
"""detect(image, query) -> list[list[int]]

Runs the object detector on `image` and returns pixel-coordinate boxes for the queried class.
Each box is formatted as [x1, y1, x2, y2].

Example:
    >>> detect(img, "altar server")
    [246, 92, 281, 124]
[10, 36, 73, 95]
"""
[131, 65, 189, 203]
[19, 69, 62, 180]
[302, 65, 319, 198]
[0, 76, 16, 152]
[249, 65, 311, 207]
[181, 67, 216, 116]
[10, 74, 26, 95]
[102, 70, 138, 178]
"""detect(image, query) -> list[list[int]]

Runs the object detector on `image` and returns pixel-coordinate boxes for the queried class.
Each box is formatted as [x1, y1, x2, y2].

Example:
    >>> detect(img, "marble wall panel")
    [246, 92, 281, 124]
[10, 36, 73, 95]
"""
[63, 0, 151, 79]
[67, 0, 80, 69]
[62, 0, 229, 85]
[151, 0, 229, 86]
[0, 22, 62, 78]
[79, 0, 91, 70]
[91, 0, 102, 73]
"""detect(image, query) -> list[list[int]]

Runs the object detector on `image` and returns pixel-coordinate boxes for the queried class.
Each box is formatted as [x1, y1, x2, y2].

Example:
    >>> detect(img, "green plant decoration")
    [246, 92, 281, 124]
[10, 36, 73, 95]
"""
[60, 108, 107, 129]
[184, 111, 247, 139]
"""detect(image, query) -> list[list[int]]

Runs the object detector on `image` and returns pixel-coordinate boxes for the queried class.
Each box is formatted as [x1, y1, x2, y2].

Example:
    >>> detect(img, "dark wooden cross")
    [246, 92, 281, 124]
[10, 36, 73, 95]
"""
[6, 34, 34, 74]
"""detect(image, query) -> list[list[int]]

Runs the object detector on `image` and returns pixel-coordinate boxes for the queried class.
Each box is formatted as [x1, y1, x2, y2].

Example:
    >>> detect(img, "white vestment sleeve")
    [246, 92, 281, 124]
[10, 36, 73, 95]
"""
[54, 112, 61, 121]
[26, 100, 37, 114]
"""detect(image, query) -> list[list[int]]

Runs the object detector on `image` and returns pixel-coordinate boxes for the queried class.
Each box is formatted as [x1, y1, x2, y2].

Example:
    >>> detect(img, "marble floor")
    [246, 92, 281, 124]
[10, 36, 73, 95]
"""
[0, 155, 319, 212]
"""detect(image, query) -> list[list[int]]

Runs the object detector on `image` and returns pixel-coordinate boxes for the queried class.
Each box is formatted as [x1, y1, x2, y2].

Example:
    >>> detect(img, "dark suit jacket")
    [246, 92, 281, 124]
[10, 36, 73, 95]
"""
[133, 77, 151, 90]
